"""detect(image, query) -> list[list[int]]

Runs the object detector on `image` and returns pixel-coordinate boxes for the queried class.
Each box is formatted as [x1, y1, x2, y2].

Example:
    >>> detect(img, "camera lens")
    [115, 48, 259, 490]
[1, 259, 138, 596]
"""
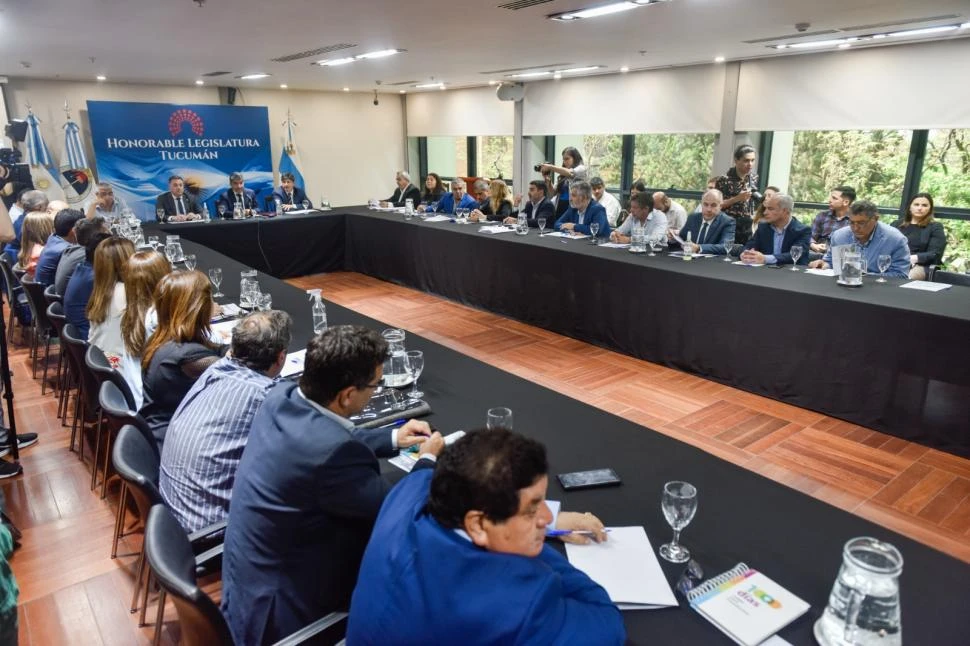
[533, 164, 543, 172]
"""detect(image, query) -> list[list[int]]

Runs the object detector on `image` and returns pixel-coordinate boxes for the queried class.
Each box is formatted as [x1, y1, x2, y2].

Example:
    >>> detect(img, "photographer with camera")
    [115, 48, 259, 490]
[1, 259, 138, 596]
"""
[537, 146, 587, 218]
[715, 144, 761, 245]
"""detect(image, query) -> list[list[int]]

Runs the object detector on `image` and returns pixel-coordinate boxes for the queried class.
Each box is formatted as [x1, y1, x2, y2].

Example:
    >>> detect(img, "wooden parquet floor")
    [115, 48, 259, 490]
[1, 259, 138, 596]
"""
[1, 270, 968, 644]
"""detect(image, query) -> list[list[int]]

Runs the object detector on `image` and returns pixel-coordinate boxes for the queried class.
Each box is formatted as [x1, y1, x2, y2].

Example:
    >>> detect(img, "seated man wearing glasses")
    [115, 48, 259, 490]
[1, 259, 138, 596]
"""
[808, 200, 911, 278]
[221, 325, 444, 645]
[419, 177, 479, 214]
[348, 429, 624, 644]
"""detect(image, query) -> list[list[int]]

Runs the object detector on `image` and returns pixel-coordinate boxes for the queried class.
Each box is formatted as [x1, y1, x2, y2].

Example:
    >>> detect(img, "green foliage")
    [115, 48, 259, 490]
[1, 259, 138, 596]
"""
[580, 135, 624, 186]
[922, 129, 970, 208]
[479, 136, 513, 179]
[632, 134, 716, 190]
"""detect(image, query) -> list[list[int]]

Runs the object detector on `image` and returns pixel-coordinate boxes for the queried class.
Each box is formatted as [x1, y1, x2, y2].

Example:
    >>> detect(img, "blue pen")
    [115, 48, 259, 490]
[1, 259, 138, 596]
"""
[545, 529, 611, 537]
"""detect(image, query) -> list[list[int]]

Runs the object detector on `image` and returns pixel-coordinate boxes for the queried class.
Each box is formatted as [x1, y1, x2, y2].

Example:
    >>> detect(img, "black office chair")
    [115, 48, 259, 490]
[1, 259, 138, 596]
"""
[932, 269, 970, 287]
[100, 380, 154, 558]
[86, 345, 137, 494]
[21, 277, 58, 383]
[112, 424, 226, 640]
[46, 302, 71, 422]
[61, 323, 100, 461]
[144, 504, 347, 646]
[0, 255, 31, 344]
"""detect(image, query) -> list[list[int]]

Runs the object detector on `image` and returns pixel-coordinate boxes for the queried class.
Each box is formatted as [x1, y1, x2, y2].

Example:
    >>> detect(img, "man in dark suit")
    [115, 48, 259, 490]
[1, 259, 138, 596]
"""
[216, 172, 258, 217]
[154, 175, 202, 222]
[271, 171, 311, 211]
[381, 170, 421, 208]
[220, 325, 444, 646]
[553, 180, 610, 238]
[741, 193, 812, 265]
[678, 188, 736, 255]
[506, 180, 555, 228]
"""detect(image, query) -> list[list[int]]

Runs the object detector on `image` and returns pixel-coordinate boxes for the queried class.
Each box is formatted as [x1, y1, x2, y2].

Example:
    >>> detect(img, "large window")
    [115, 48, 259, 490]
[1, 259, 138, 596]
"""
[787, 129, 912, 206]
[477, 136, 513, 180]
[632, 133, 716, 191]
[555, 135, 623, 187]
[923, 129, 970, 209]
[426, 136, 467, 178]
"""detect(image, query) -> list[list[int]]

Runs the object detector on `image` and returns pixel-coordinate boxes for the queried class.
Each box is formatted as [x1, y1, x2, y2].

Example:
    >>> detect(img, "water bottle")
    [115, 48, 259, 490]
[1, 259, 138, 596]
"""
[202, 203, 210, 222]
[308, 289, 328, 334]
[682, 231, 693, 260]
[275, 198, 283, 218]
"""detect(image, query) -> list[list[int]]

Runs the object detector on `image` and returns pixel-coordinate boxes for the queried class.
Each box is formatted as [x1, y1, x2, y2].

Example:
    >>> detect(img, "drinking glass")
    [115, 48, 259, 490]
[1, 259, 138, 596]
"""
[651, 237, 665, 256]
[589, 222, 600, 244]
[723, 242, 735, 261]
[164, 243, 177, 264]
[405, 350, 424, 399]
[486, 407, 513, 430]
[659, 481, 698, 563]
[302, 199, 310, 211]
[877, 254, 892, 282]
[148, 236, 159, 250]
[156, 208, 165, 221]
[537, 217, 547, 236]
[183, 254, 197, 271]
[208, 267, 224, 298]
[789, 245, 803, 270]
[257, 292, 272, 311]
[217, 203, 227, 218]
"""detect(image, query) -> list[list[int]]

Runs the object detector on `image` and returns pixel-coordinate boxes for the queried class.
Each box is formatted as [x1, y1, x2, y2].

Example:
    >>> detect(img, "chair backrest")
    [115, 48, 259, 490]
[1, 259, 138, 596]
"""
[61, 323, 100, 412]
[43, 283, 63, 305]
[144, 505, 233, 646]
[46, 302, 66, 338]
[85, 344, 137, 409]
[933, 270, 970, 287]
[21, 278, 54, 334]
[99, 381, 158, 460]
[0, 255, 22, 305]
[112, 424, 163, 520]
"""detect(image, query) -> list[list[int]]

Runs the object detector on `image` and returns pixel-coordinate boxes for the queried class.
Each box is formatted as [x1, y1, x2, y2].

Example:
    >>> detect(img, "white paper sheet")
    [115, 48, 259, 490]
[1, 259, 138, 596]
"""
[544, 231, 590, 239]
[209, 319, 240, 344]
[423, 215, 451, 222]
[280, 349, 307, 378]
[731, 260, 764, 267]
[565, 526, 677, 610]
[598, 242, 630, 249]
[285, 209, 313, 215]
[804, 268, 837, 277]
[479, 225, 516, 234]
[900, 280, 952, 292]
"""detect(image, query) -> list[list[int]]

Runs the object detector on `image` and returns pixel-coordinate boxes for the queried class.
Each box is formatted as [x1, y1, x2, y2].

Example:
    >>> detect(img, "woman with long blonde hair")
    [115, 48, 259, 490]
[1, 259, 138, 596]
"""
[119, 250, 171, 407]
[140, 270, 224, 448]
[17, 212, 54, 279]
[87, 237, 135, 368]
[472, 179, 514, 223]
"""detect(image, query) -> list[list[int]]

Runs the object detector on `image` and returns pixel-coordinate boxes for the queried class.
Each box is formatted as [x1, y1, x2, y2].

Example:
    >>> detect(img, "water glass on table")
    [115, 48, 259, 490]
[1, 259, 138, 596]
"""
[789, 245, 803, 270]
[486, 407, 513, 430]
[183, 254, 197, 271]
[877, 254, 892, 282]
[659, 481, 698, 563]
[208, 267, 224, 298]
[405, 350, 424, 399]
[257, 292, 272, 311]
[537, 217, 547, 236]
[589, 222, 600, 244]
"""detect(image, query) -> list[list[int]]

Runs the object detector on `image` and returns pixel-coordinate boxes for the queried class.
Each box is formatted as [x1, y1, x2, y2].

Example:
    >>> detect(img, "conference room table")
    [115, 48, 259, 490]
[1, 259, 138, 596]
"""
[148, 208, 970, 456]
[176, 235, 970, 645]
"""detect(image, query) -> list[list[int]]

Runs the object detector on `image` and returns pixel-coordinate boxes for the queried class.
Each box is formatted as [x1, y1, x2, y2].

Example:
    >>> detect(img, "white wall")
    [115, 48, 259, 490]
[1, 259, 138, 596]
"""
[2, 78, 406, 207]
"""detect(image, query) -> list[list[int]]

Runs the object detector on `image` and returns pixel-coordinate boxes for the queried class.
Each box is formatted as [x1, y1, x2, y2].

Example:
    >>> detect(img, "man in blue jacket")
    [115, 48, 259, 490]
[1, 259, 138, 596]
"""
[221, 325, 444, 645]
[271, 171, 311, 211]
[741, 193, 812, 265]
[422, 177, 478, 215]
[348, 429, 626, 645]
[35, 208, 84, 286]
[554, 179, 610, 238]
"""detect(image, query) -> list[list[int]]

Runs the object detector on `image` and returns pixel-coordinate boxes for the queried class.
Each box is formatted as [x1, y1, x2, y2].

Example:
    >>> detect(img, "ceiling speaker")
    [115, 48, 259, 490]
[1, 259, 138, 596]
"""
[496, 82, 525, 102]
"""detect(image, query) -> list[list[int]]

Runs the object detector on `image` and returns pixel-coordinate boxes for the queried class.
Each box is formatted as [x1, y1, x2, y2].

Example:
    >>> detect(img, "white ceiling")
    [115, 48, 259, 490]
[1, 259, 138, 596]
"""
[1, 0, 968, 93]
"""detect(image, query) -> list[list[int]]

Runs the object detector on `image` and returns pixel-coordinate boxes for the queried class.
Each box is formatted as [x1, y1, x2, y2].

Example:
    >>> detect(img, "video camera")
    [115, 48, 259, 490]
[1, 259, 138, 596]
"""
[0, 147, 34, 205]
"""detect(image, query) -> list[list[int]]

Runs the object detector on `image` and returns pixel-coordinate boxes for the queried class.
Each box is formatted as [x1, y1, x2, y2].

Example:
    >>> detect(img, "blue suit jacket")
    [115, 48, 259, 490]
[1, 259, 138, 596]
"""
[347, 469, 626, 645]
[34, 234, 70, 287]
[271, 185, 310, 208]
[554, 201, 611, 237]
[432, 192, 478, 214]
[221, 382, 433, 645]
[744, 218, 812, 265]
[216, 188, 258, 215]
[2, 212, 25, 265]
[678, 212, 736, 254]
[520, 197, 556, 228]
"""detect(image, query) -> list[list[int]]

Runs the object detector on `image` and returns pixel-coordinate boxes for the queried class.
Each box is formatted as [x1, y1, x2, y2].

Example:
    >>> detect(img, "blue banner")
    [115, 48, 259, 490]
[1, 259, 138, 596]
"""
[87, 100, 273, 221]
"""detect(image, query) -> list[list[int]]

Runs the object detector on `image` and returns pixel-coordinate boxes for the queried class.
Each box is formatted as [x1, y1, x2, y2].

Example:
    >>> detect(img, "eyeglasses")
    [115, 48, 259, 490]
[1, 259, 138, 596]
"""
[674, 559, 704, 597]
[361, 377, 384, 390]
[848, 218, 875, 229]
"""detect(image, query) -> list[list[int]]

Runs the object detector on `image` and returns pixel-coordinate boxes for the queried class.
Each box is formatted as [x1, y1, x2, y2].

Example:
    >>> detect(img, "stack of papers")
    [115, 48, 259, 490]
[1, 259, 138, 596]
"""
[544, 231, 590, 240]
[731, 260, 764, 267]
[479, 225, 516, 235]
[804, 268, 837, 277]
[423, 215, 451, 222]
[286, 209, 313, 215]
[565, 526, 677, 610]
[670, 251, 716, 259]
[210, 319, 240, 344]
[598, 242, 630, 249]
[900, 280, 952, 292]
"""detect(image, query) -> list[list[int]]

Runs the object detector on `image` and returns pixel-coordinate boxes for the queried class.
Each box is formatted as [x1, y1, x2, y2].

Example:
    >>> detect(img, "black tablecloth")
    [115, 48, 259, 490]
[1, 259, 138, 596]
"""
[342, 208, 970, 456]
[147, 211, 345, 278]
[181, 236, 970, 645]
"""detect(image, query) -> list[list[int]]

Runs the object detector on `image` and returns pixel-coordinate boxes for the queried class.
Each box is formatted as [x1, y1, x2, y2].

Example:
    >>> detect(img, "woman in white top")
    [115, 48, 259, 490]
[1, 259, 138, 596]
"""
[120, 250, 171, 409]
[87, 237, 136, 368]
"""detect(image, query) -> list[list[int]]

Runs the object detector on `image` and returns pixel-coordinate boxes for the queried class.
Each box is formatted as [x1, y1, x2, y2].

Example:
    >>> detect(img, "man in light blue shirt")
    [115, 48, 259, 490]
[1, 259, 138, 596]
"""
[810, 200, 911, 278]
[610, 191, 666, 242]
[160, 310, 292, 533]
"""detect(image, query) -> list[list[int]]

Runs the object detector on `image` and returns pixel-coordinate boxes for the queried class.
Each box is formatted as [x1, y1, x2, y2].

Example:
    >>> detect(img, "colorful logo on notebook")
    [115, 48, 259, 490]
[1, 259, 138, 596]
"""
[738, 584, 782, 609]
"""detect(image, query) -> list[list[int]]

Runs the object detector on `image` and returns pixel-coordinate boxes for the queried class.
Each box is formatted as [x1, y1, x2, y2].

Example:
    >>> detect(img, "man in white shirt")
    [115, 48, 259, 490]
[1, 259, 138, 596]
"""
[590, 177, 621, 228]
[610, 192, 667, 243]
[653, 192, 688, 240]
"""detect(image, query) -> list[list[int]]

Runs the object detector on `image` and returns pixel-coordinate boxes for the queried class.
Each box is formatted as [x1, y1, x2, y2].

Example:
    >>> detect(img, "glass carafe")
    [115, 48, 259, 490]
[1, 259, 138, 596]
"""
[814, 537, 902, 646]
[164, 234, 185, 263]
[841, 249, 863, 286]
[381, 328, 411, 388]
[239, 269, 258, 308]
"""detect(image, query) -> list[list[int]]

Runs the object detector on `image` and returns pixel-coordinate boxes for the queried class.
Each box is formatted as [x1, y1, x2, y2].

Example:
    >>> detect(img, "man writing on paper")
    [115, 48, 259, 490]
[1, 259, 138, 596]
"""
[610, 191, 667, 244]
[555, 180, 611, 239]
[809, 201, 911, 278]
[348, 428, 623, 644]
[740, 193, 812, 266]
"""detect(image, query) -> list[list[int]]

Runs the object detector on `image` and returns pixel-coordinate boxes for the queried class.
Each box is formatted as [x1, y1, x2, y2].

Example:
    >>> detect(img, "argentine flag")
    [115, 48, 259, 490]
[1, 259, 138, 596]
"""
[278, 111, 306, 190]
[60, 114, 94, 205]
[25, 111, 66, 201]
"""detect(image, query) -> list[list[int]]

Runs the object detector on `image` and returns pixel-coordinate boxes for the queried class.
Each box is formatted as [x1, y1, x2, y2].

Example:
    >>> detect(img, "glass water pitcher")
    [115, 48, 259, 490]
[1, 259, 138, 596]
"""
[381, 328, 411, 388]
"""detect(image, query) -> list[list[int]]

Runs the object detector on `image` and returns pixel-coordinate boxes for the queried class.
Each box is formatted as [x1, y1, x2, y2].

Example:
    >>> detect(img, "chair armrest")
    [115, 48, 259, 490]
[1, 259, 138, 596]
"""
[187, 519, 227, 543]
[272, 612, 348, 646]
[193, 543, 223, 576]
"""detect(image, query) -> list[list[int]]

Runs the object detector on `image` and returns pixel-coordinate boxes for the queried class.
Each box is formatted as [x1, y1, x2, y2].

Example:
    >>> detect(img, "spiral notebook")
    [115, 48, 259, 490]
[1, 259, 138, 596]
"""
[686, 563, 809, 646]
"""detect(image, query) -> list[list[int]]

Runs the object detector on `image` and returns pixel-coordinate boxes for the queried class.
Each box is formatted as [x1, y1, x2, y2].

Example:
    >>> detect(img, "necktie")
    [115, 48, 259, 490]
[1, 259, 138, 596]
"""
[236, 193, 243, 207]
[176, 197, 184, 215]
[286, 192, 293, 204]
[698, 222, 709, 245]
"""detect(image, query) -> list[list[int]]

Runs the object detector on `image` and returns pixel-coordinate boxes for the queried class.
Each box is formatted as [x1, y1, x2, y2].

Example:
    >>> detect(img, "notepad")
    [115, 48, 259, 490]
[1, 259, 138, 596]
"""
[209, 319, 240, 344]
[388, 431, 466, 472]
[564, 526, 677, 610]
[686, 564, 809, 646]
[280, 349, 307, 378]
[900, 280, 952, 292]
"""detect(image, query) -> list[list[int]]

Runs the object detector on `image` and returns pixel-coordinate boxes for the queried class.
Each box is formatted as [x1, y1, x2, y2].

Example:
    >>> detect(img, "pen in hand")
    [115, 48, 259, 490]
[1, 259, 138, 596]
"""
[545, 529, 611, 537]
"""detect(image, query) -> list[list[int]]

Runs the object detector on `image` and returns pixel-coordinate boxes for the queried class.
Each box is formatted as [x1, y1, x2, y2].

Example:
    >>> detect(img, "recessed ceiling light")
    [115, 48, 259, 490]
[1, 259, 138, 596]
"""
[714, 56, 725, 63]
[777, 38, 855, 50]
[488, 80, 497, 85]
[355, 49, 400, 60]
[558, 66, 603, 74]
[553, 72, 563, 80]
[195, 80, 204, 86]
[316, 57, 356, 67]
[507, 71, 553, 79]
[343, 87, 350, 92]
[438, 84, 446, 90]
[96, 75, 107, 81]
[837, 43, 852, 49]
[239, 73, 270, 80]
[315, 49, 404, 67]
[620, 66, 630, 73]
[399, 90, 406, 94]
[550, 0, 663, 21]
[961, 22, 970, 29]
[889, 25, 959, 37]
[280, 84, 288, 89]
[872, 34, 887, 39]
[414, 82, 445, 89]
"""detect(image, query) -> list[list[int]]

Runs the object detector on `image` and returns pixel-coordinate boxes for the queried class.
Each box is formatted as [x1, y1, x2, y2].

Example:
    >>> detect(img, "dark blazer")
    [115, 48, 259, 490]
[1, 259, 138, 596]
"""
[216, 188, 258, 215]
[271, 185, 311, 208]
[386, 184, 422, 208]
[221, 382, 433, 646]
[154, 192, 202, 221]
[519, 197, 555, 228]
[554, 200, 610, 237]
[678, 212, 736, 254]
[744, 217, 812, 265]
[478, 199, 514, 222]
[892, 220, 947, 266]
